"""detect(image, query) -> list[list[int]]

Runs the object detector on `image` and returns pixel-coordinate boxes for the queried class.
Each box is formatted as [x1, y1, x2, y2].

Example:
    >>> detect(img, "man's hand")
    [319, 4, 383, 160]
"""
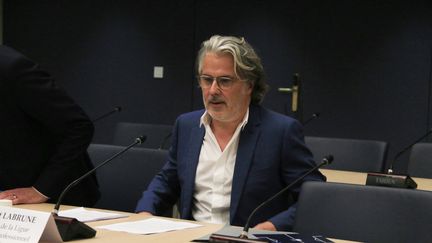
[0, 187, 48, 205]
[253, 221, 277, 231]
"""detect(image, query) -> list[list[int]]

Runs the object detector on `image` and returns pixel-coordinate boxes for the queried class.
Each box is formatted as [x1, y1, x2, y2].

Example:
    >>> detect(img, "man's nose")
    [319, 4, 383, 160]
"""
[208, 80, 221, 94]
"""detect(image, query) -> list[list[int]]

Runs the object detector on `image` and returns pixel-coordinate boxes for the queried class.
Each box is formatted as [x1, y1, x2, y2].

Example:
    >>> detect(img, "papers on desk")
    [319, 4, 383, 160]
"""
[97, 217, 202, 235]
[58, 207, 128, 222]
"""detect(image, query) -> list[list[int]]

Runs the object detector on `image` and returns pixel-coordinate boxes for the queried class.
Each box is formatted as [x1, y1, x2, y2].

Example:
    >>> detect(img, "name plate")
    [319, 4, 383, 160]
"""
[0, 206, 62, 243]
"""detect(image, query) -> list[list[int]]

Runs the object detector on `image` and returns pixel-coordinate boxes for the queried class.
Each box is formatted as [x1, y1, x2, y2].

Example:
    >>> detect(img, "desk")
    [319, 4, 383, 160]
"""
[16, 203, 356, 243]
[320, 169, 432, 191]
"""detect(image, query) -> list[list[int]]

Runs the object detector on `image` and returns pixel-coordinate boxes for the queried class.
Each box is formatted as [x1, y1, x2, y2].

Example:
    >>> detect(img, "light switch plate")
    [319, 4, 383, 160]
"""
[154, 66, 164, 78]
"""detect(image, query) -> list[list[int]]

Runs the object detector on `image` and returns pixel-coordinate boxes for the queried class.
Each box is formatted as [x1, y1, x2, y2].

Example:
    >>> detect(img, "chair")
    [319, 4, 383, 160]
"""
[293, 181, 432, 243]
[408, 142, 432, 178]
[112, 122, 173, 149]
[88, 144, 168, 213]
[305, 136, 388, 172]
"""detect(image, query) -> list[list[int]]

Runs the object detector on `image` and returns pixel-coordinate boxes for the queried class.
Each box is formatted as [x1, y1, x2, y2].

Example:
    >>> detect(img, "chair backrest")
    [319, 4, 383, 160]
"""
[112, 122, 173, 149]
[88, 144, 168, 212]
[305, 136, 388, 172]
[293, 181, 432, 243]
[408, 142, 432, 178]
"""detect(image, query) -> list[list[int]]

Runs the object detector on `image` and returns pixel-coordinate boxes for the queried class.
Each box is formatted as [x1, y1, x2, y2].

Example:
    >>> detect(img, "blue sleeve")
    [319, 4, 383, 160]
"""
[269, 203, 297, 231]
[270, 120, 325, 231]
[135, 121, 181, 215]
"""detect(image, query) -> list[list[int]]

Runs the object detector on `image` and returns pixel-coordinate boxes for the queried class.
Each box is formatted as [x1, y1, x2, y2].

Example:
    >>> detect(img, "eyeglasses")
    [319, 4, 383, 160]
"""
[197, 75, 238, 90]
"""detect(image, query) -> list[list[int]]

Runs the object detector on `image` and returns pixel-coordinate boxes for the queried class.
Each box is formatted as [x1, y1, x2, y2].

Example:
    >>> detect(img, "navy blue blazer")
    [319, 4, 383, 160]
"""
[136, 105, 324, 230]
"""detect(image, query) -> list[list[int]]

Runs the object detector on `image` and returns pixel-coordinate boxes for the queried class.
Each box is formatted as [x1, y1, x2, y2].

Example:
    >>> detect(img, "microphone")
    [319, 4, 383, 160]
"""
[52, 135, 146, 241]
[366, 129, 432, 189]
[92, 106, 122, 123]
[302, 112, 320, 126]
[209, 155, 334, 243]
[388, 129, 432, 174]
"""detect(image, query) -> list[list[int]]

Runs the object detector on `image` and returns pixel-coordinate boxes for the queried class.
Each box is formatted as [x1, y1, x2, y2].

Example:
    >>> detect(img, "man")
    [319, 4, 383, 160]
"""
[135, 35, 324, 231]
[0, 45, 100, 206]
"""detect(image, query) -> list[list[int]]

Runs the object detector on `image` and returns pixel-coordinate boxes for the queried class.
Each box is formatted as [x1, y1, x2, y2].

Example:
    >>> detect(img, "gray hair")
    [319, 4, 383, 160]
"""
[196, 35, 269, 104]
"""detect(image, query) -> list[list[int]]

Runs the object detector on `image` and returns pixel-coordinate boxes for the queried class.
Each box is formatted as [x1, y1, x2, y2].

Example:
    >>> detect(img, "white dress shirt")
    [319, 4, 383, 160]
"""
[192, 109, 249, 224]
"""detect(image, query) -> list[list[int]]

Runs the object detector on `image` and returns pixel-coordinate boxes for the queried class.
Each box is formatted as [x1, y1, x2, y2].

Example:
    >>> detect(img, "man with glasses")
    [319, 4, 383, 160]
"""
[136, 35, 324, 231]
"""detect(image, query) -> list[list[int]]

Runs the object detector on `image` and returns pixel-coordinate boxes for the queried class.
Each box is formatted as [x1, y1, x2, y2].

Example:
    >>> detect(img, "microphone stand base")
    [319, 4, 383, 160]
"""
[53, 214, 96, 241]
[366, 173, 417, 189]
[209, 234, 267, 243]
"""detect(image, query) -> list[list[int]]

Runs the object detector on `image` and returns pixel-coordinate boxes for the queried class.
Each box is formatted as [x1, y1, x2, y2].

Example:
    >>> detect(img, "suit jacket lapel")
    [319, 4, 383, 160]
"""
[230, 106, 261, 222]
[182, 125, 205, 218]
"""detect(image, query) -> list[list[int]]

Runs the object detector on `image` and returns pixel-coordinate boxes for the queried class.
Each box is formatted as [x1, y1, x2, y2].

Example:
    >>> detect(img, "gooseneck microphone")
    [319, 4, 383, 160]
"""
[302, 112, 320, 126]
[239, 155, 333, 239]
[209, 155, 333, 242]
[366, 129, 432, 189]
[92, 106, 122, 123]
[387, 129, 432, 174]
[52, 135, 146, 241]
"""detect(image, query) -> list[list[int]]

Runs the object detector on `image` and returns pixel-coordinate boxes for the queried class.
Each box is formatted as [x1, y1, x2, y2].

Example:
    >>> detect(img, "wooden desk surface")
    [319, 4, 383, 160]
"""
[17, 203, 222, 243]
[320, 168, 432, 191]
[15, 203, 356, 243]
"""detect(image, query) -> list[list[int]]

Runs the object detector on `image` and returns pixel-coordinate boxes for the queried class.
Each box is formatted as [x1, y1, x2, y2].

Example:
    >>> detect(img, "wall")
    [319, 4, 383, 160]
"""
[4, 0, 432, 172]
[4, 0, 196, 143]
[192, 0, 432, 172]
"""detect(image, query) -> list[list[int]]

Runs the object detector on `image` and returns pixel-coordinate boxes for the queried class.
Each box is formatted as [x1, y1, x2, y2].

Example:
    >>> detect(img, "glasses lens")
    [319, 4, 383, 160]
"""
[199, 76, 213, 88]
[216, 77, 233, 89]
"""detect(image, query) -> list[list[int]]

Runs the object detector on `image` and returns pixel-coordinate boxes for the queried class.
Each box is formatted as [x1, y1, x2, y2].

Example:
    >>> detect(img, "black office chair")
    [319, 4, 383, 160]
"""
[305, 136, 388, 172]
[293, 181, 432, 243]
[88, 144, 169, 213]
[408, 142, 432, 178]
[112, 122, 173, 149]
